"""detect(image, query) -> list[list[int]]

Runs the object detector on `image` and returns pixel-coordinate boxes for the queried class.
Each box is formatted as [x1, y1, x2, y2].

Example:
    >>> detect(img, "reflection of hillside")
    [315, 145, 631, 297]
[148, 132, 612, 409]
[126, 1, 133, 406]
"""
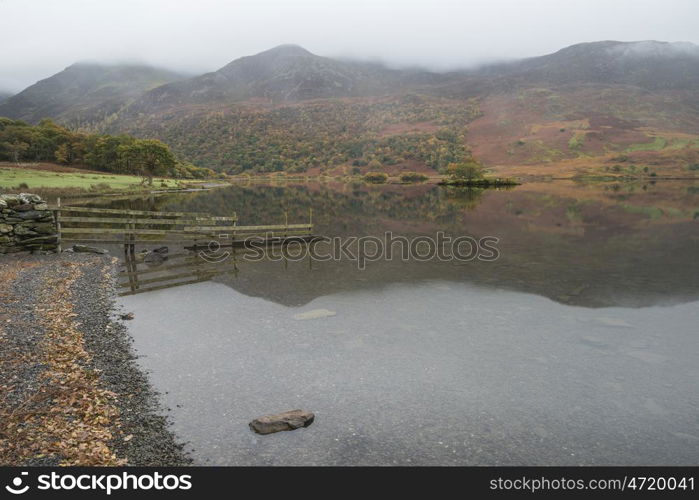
[86, 180, 699, 308]
[138, 182, 493, 235]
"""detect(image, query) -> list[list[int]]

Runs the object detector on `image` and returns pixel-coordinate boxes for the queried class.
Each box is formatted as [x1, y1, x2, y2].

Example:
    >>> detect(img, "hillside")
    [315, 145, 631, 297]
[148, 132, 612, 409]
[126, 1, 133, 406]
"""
[0, 92, 11, 104]
[3, 41, 699, 177]
[0, 63, 186, 127]
[132, 44, 450, 109]
[465, 40, 699, 90]
[458, 41, 699, 176]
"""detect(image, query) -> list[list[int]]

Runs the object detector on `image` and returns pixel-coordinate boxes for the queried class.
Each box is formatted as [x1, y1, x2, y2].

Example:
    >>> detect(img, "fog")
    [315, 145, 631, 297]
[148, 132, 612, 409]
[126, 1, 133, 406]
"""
[1, 0, 698, 92]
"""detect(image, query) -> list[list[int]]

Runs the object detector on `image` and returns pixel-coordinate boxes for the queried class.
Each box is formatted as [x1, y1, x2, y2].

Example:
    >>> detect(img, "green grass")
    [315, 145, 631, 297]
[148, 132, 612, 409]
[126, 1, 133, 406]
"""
[568, 131, 586, 150]
[0, 166, 181, 190]
[666, 138, 699, 150]
[625, 136, 667, 152]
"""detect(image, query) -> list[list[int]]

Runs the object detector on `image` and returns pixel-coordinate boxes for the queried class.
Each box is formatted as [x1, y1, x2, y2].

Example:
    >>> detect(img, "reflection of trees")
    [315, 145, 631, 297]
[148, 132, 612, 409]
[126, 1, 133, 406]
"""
[77, 183, 507, 243]
[82, 182, 699, 308]
[123, 184, 498, 233]
[442, 187, 486, 211]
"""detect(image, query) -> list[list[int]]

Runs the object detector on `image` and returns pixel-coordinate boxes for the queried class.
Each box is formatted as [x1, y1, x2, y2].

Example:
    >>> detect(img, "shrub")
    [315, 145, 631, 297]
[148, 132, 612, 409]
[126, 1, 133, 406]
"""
[400, 172, 428, 183]
[446, 160, 484, 181]
[364, 171, 388, 183]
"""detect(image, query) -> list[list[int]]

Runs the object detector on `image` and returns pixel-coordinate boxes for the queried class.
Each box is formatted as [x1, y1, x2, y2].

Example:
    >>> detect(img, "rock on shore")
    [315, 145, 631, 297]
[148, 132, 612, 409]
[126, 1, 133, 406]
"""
[249, 410, 315, 435]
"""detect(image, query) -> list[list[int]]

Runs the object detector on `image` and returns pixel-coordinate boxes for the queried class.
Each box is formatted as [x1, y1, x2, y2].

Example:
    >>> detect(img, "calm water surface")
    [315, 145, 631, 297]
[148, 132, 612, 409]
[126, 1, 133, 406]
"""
[106, 180, 699, 464]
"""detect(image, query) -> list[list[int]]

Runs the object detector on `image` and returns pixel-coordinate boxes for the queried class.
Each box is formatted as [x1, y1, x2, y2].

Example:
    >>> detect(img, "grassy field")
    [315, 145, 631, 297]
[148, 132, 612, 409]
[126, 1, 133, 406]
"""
[0, 165, 183, 190]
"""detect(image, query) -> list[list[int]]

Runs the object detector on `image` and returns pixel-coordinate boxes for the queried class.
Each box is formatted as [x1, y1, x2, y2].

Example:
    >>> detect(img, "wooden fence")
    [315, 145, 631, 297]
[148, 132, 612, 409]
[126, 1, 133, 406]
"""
[118, 250, 244, 296]
[50, 200, 315, 295]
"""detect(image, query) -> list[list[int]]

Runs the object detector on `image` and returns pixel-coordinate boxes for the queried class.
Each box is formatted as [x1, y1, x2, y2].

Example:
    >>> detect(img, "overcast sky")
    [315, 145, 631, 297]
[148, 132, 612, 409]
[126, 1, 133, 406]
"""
[1, 0, 698, 92]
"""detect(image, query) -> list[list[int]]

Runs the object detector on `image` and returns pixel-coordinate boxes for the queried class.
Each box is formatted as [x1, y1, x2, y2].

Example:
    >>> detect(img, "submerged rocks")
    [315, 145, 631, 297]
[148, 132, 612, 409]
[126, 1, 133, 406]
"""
[293, 309, 337, 320]
[0, 194, 58, 254]
[136, 246, 169, 265]
[249, 410, 315, 435]
[145, 246, 168, 263]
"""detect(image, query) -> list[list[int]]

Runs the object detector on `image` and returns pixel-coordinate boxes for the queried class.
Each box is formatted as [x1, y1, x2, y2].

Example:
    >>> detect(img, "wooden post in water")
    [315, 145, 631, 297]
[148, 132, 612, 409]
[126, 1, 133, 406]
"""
[130, 219, 138, 289]
[308, 206, 314, 271]
[283, 210, 289, 270]
[123, 226, 129, 259]
[123, 230, 135, 293]
[55, 197, 62, 253]
[231, 209, 237, 248]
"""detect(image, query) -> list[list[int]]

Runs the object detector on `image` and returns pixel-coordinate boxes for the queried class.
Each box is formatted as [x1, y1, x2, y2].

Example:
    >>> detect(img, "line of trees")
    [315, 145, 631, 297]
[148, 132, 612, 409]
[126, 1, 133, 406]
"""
[0, 118, 215, 184]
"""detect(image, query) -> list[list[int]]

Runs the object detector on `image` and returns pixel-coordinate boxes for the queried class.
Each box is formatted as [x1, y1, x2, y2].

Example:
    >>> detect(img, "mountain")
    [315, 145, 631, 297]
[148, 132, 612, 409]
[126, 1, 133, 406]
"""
[0, 63, 186, 126]
[132, 44, 448, 110]
[117, 41, 699, 175]
[2, 41, 698, 177]
[468, 40, 699, 90]
[0, 92, 12, 104]
[455, 41, 699, 173]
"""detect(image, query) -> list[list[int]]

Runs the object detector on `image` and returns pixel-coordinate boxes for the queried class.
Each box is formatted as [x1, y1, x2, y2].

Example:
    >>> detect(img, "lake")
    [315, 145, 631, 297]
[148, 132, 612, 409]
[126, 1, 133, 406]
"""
[105, 179, 699, 465]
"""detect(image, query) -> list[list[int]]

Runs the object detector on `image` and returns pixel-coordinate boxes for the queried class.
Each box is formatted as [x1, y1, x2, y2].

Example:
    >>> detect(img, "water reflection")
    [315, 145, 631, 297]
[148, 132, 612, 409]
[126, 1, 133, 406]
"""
[80, 179, 699, 308]
[108, 179, 699, 465]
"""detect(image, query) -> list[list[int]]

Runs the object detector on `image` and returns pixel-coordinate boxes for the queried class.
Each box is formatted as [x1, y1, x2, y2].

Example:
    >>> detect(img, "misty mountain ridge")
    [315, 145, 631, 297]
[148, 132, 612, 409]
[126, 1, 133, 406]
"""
[0, 62, 186, 124]
[469, 40, 699, 90]
[135, 43, 449, 109]
[1, 40, 698, 175]
[3, 40, 698, 121]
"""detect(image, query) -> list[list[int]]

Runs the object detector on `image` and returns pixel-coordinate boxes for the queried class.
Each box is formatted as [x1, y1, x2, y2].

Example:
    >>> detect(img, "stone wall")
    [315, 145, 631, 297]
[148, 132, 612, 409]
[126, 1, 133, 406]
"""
[0, 194, 58, 254]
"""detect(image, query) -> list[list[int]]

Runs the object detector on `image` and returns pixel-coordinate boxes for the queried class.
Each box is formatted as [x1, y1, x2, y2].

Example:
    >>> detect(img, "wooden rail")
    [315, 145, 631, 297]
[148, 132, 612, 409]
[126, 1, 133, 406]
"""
[50, 205, 316, 295]
[50, 205, 241, 250]
[117, 249, 247, 296]
[58, 216, 237, 225]
[51, 206, 215, 217]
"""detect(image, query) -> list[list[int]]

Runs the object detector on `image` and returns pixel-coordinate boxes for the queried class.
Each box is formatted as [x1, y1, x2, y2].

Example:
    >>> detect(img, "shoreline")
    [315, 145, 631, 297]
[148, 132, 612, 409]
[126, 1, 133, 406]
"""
[0, 253, 190, 466]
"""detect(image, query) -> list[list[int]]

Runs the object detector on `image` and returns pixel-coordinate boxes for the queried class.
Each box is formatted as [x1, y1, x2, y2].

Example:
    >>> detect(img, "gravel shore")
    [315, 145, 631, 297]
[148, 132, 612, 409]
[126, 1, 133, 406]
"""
[0, 252, 190, 466]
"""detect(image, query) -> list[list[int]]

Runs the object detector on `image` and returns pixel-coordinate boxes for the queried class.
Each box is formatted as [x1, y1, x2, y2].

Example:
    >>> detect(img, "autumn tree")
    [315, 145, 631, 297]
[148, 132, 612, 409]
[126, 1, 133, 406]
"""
[118, 139, 176, 185]
[446, 160, 484, 182]
[84, 135, 134, 172]
[2, 141, 29, 164]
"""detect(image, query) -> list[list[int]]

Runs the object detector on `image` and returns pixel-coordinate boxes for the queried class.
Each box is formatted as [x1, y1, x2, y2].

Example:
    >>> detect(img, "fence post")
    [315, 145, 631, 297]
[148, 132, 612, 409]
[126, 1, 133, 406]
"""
[55, 197, 62, 253]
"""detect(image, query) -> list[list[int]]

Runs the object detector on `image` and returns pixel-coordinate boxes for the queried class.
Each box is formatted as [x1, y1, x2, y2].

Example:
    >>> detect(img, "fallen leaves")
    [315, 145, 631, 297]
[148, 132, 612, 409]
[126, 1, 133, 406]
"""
[0, 260, 127, 466]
